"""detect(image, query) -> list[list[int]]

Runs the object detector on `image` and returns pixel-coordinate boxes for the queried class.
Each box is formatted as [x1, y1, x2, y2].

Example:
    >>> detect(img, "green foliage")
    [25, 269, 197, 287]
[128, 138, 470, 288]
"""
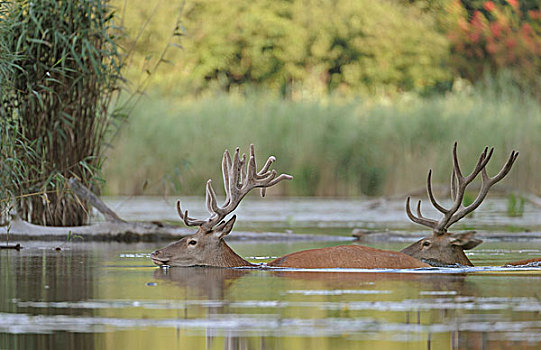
[118, 0, 452, 97]
[104, 94, 384, 196]
[0, 3, 24, 223]
[1, 0, 123, 226]
[104, 79, 541, 197]
[300, 0, 451, 95]
[0, 4, 18, 89]
[112, 0, 541, 96]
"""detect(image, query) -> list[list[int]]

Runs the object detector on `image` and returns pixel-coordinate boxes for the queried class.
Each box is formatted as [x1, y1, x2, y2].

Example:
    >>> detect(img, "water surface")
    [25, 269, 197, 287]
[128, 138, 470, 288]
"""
[1, 240, 540, 350]
[2, 197, 540, 349]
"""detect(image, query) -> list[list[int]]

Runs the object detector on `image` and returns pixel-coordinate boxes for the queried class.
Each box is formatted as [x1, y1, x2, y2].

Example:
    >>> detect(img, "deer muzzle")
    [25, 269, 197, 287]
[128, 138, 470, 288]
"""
[151, 249, 170, 266]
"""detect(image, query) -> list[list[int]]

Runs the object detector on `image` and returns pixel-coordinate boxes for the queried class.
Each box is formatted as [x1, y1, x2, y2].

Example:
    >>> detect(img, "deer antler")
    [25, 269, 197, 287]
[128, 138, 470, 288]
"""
[177, 144, 293, 230]
[406, 142, 518, 235]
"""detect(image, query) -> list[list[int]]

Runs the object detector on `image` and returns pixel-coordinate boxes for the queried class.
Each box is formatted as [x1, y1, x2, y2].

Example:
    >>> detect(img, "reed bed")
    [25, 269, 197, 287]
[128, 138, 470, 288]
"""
[103, 82, 541, 197]
[1, 1, 122, 225]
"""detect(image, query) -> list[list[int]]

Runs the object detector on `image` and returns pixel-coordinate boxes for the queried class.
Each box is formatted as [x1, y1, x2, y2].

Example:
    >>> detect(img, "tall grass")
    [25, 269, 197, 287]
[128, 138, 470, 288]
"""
[104, 81, 541, 197]
[1, 1, 122, 226]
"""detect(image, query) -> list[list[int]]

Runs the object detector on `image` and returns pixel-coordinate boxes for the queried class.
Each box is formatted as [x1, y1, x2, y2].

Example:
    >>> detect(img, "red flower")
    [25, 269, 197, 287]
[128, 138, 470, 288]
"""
[521, 23, 533, 35]
[483, 1, 496, 12]
[506, 38, 517, 48]
[490, 22, 502, 38]
[506, 0, 518, 9]
[529, 10, 541, 20]
[487, 42, 498, 54]
[471, 10, 485, 29]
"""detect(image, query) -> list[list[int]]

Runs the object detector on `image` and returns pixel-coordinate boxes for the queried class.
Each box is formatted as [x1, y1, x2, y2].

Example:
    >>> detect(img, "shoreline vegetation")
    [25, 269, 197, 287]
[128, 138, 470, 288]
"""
[2, 0, 541, 229]
[103, 80, 541, 198]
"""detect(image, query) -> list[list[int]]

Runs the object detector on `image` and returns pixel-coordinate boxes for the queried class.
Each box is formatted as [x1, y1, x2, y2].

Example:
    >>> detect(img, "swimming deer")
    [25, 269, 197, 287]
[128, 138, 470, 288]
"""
[151, 145, 426, 269]
[151, 143, 519, 269]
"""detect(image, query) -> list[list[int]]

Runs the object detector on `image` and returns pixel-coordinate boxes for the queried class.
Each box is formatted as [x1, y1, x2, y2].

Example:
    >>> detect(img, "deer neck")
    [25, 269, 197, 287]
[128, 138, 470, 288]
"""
[209, 241, 254, 268]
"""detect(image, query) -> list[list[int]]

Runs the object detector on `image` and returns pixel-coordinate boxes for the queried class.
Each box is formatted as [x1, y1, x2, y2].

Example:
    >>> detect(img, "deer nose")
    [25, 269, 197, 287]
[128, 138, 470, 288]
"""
[151, 249, 170, 265]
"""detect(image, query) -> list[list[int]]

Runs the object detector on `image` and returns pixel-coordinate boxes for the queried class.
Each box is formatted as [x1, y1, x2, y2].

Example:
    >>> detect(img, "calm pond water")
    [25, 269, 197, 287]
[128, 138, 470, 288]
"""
[1, 197, 541, 349]
[1, 240, 541, 350]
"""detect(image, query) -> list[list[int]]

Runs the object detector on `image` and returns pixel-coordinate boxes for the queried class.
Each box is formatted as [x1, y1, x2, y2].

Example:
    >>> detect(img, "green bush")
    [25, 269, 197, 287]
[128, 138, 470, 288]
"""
[116, 0, 452, 97]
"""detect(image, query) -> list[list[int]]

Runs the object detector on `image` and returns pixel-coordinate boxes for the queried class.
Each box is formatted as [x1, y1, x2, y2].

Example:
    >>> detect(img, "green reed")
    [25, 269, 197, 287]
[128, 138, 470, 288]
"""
[1, 0, 123, 225]
[103, 80, 541, 197]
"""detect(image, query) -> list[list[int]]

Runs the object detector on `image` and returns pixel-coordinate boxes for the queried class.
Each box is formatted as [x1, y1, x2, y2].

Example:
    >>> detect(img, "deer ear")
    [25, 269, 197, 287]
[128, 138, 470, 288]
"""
[215, 215, 236, 239]
[450, 231, 483, 250]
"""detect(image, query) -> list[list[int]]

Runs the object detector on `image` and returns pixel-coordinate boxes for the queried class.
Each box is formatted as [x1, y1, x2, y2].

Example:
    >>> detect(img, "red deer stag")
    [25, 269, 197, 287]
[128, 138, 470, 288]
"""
[400, 142, 519, 266]
[151, 145, 429, 269]
[151, 143, 520, 269]
[273, 143, 520, 268]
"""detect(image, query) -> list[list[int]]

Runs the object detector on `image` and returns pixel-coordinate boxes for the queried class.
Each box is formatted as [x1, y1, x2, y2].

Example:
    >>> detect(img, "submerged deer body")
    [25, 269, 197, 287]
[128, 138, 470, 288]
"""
[151, 145, 429, 269]
[152, 143, 520, 269]
[267, 245, 429, 268]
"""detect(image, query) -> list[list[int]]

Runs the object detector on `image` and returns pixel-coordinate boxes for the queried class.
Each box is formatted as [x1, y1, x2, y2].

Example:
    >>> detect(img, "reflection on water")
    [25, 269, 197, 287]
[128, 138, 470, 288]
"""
[1, 241, 541, 349]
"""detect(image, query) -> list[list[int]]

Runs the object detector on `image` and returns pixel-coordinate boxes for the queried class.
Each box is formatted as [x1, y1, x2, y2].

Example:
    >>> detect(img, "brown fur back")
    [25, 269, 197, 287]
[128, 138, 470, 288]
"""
[504, 257, 541, 266]
[267, 245, 431, 269]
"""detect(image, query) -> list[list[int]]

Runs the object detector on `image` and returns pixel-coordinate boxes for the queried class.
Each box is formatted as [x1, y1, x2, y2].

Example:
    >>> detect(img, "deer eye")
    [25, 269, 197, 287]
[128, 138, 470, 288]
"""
[422, 241, 431, 247]
[188, 240, 197, 246]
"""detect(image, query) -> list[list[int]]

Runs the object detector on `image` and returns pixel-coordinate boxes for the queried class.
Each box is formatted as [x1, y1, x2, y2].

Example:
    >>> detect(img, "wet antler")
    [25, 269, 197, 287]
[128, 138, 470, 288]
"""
[406, 142, 518, 235]
[177, 144, 293, 230]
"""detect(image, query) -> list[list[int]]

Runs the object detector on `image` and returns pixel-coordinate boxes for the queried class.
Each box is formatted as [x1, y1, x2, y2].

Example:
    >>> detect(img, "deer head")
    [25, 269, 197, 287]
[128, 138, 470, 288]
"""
[151, 145, 292, 267]
[400, 142, 518, 266]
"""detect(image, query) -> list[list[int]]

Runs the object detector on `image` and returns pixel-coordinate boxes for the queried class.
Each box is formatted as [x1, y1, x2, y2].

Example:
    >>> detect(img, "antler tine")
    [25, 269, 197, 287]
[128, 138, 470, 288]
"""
[451, 141, 463, 179]
[436, 144, 493, 232]
[232, 147, 241, 190]
[256, 153, 277, 197]
[464, 146, 493, 183]
[407, 143, 518, 235]
[447, 150, 519, 227]
[196, 145, 292, 230]
[450, 168, 458, 201]
[452, 143, 493, 184]
[485, 149, 519, 183]
[176, 201, 206, 226]
[239, 152, 247, 187]
[222, 150, 232, 207]
[221, 147, 241, 209]
[257, 156, 276, 178]
[205, 180, 219, 213]
[263, 172, 293, 187]
[246, 144, 257, 184]
[427, 169, 449, 214]
[405, 197, 438, 229]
